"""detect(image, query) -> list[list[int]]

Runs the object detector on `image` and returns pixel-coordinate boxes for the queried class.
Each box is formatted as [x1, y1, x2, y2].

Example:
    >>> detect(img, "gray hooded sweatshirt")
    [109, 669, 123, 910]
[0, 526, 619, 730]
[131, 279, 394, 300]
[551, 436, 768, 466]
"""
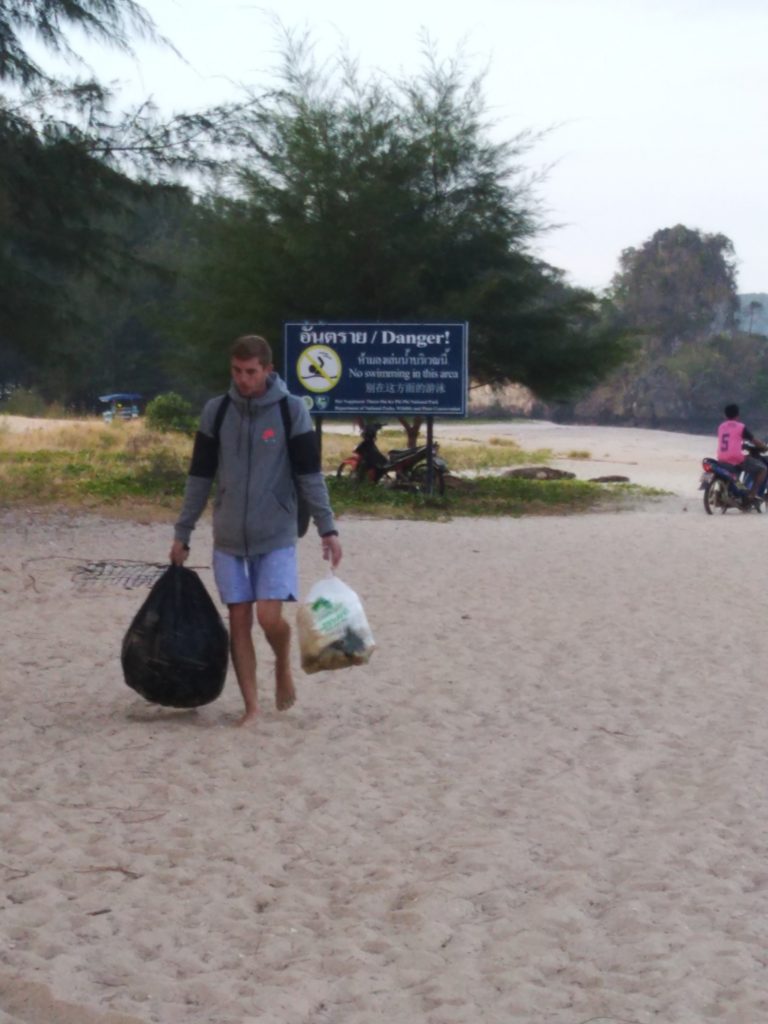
[174, 372, 336, 555]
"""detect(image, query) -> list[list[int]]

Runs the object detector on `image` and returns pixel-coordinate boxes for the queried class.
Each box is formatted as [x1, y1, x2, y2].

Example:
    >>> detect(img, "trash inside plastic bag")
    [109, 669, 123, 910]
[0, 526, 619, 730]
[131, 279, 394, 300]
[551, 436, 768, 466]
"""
[121, 565, 229, 708]
[296, 574, 375, 674]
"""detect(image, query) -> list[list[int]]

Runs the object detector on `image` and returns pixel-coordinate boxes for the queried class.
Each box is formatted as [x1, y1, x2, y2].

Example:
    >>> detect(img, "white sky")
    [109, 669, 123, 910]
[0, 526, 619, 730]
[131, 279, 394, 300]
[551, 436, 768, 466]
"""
[64, 0, 768, 294]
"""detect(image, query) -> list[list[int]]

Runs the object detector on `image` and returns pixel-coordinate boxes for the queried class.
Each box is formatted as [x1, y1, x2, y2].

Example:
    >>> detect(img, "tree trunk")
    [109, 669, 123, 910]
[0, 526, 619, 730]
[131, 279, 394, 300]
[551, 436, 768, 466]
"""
[398, 416, 423, 446]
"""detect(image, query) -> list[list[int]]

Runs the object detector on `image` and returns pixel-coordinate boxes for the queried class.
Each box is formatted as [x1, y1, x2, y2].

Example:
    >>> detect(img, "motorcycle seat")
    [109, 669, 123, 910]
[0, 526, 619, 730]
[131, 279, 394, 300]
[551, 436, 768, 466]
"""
[706, 458, 739, 476]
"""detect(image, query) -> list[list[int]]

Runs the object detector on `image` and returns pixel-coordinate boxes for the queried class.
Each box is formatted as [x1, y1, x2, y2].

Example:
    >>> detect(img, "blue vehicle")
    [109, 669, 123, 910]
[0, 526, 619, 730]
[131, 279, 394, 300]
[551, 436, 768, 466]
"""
[99, 393, 142, 423]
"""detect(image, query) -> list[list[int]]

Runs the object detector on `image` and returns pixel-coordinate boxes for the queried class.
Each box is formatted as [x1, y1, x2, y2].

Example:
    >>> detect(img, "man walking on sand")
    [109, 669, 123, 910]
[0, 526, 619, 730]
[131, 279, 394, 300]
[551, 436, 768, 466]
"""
[170, 334, 342, 724]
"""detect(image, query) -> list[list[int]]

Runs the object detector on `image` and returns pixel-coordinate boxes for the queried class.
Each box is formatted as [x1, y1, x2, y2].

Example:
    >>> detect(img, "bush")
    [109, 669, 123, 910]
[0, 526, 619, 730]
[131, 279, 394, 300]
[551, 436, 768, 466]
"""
[2, 388, 48, 417]
[145, 392, 197, 435]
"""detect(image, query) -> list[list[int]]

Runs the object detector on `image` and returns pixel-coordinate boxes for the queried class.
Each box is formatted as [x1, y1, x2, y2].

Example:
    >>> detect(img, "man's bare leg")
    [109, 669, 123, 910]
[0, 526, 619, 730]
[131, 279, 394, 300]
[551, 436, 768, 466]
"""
[257, 599, 295, 710]
[228, 602, 259, 725]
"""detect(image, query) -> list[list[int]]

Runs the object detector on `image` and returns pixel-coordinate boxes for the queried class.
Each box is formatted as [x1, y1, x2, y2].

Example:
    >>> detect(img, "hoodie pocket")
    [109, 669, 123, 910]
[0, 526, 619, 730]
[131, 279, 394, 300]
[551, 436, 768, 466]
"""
[251, 489, 296, 536]
[276, 488, 295, 513]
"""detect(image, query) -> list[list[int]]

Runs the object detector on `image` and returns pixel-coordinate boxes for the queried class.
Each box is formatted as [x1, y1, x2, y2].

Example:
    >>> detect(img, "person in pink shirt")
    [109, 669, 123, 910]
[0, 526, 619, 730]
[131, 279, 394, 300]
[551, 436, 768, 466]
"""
[716, 403, 768, 506]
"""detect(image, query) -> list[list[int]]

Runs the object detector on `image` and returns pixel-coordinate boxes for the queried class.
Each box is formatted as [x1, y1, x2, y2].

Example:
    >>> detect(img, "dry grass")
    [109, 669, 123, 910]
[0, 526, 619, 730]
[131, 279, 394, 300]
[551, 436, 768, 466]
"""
[0, 418, 557, 479]
[0, 417, 644, 519]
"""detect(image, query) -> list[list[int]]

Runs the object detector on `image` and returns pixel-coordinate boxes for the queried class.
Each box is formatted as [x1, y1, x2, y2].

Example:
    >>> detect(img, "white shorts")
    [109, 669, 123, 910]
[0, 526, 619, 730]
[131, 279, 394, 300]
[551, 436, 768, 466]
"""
[213, 547, 298, 604]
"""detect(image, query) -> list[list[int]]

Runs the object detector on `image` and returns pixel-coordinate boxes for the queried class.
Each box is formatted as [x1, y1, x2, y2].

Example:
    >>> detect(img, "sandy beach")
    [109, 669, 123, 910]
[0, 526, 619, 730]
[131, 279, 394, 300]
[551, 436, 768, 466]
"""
[2, 422, 767, 1024]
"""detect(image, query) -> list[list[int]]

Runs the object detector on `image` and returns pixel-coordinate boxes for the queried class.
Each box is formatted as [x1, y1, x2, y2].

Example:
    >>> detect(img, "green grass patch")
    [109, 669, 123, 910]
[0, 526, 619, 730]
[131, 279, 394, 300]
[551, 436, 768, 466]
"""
[328, 475, 644, 520]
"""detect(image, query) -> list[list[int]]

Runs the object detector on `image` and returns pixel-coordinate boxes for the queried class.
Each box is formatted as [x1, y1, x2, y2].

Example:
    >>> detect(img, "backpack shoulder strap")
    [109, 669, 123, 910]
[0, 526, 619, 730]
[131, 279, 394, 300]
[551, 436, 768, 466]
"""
[212, 393, 231, 444]
[188, 393, 230, 480]
[279, 396, 311, 536]
[278, 395, 293, 447]
[279, 396, 300, 476]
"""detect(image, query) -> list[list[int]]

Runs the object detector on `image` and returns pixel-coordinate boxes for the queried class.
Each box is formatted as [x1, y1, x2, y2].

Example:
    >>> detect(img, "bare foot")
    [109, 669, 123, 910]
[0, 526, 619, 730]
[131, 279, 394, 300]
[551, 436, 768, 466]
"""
[275, 668, 296, 711]
[235, 704, 260, 726]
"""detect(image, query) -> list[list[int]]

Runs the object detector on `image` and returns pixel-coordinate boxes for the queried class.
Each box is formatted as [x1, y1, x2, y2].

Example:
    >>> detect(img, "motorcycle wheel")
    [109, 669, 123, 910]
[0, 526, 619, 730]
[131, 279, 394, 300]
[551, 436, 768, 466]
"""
[408, 465, 446, 496]
[336, 461, 361, 482]
[703, 478, 729, 514]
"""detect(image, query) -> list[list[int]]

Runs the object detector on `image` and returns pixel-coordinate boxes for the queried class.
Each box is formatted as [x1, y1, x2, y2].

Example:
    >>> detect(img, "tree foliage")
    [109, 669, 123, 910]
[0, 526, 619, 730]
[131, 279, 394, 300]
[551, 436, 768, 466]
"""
[735, 294, 768, 339]
[0, 0, 158, 86]
[176, 31, 630, 399]
[0, 0, 236, 403]
[2, 11, 633, 411]
[610, 224, 739, 348]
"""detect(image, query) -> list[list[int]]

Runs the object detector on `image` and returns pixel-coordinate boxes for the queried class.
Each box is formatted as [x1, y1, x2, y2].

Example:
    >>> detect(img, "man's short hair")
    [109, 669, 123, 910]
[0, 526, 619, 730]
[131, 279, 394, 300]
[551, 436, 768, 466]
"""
[724, 403, 740, 419]
[231, 335, 273, 366]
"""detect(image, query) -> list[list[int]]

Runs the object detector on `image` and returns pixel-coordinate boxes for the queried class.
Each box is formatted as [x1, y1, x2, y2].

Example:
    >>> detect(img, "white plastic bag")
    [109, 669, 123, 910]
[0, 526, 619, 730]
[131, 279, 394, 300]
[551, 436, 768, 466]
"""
[296, 574, 375, 674]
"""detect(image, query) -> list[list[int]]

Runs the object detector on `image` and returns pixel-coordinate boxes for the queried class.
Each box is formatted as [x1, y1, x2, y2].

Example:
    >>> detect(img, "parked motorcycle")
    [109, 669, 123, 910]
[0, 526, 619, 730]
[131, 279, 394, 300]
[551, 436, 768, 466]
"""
[700, 442, 768, 514]
[336, 422, 449, 495]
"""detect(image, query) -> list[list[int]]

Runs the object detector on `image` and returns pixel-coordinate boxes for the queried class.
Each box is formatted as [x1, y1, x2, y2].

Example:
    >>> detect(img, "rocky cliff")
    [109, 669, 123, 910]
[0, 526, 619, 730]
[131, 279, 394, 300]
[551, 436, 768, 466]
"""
[470, 293, 768, 431]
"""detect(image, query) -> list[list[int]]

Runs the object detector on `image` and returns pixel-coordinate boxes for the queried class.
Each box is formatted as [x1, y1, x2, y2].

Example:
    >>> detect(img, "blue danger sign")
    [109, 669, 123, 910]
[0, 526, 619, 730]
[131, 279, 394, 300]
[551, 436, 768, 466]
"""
[283, 321, 468, 416]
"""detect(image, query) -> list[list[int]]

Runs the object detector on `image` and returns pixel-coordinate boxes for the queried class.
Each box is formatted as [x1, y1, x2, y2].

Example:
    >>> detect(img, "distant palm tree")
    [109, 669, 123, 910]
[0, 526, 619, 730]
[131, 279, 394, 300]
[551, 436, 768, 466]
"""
[747, 299, 764, 334]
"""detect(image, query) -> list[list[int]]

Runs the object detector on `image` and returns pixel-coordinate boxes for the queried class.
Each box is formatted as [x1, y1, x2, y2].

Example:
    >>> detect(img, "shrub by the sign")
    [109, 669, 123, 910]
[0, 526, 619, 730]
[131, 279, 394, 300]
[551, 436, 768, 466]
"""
[145, 392, 196, 435]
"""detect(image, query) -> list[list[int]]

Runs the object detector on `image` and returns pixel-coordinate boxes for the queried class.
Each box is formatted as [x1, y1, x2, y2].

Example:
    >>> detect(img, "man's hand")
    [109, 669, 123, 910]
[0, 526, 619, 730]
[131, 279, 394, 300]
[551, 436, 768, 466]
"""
[322, 534, 342, 568]
[169, 540, 190, 566]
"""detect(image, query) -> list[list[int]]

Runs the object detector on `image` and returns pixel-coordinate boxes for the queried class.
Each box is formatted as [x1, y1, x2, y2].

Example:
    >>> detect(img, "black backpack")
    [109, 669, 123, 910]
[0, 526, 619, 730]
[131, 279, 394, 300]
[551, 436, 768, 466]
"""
[212, 394, 311, 537]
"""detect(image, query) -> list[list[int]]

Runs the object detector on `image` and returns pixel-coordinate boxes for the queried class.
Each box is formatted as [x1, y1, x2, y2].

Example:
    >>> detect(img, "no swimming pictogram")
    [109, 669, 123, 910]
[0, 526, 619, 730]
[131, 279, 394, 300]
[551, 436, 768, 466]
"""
[297, 345, 343, 392]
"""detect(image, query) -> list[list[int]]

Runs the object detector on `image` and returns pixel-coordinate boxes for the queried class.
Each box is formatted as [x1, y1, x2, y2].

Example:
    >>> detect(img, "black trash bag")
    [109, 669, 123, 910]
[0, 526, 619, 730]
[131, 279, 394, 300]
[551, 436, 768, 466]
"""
[121, 565, 229, 708]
